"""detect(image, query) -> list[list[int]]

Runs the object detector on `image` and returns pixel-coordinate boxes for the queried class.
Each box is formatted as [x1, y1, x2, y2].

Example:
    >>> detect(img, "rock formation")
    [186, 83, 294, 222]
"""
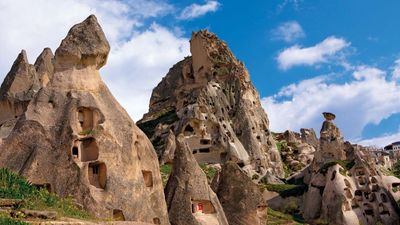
[274, 129, 316, 176]
[164, 134, 228, 225]
[137, 30, 284, 180]
[213, 161, 267, 225]
[0, 49, 45, 139]
[302, 112, 400, 225]
[0, 15, 169, 224]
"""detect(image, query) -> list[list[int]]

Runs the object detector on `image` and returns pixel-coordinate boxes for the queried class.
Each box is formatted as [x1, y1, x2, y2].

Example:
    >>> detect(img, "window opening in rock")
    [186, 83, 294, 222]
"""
[153, 218, 161, 224]
[113, 209, 125, 221]
[199, 148, 210, 153]
[191, 200, 216, 214]
[72, 147, 79, 158]
[184, 125, 195, 136]
[142, 170, 153, 187]
[331, 171, 337, 181]
[88, 162, 107, 189]
[200, 139, 211, 145]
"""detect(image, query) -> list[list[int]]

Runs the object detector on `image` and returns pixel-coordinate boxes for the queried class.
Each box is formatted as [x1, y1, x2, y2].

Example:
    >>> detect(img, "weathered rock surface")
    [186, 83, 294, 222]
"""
[138, 30, 284, 179]
[0, 50, 41, 130]
[301, 113, 400, 225]
[164, 134, 228, 225]
[0, 15, 169, 224]
[214, 162, 267, 225]
[274, 129, 316, 176]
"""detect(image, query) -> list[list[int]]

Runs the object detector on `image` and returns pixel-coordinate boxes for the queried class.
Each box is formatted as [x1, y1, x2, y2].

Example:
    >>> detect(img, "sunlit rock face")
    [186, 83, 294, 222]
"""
[164, 134, 228, 225]
[138, 30, 284, 180]
[301, 112, 400, 225]
[0, 15, 170, 224]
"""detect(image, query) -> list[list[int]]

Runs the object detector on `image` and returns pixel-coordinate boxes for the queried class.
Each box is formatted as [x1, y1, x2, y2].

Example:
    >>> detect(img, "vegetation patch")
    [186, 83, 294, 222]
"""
[267, 207, 306, 225]
[0, 213, 28, 225]
[160, 164, 172, 187]
[0, 168, 92, 220]
[318, 160, 355, 175]
[200, 164, 218, 184]
[393, 160, 400, 178]
[262, 184, 307, 198]
[137, 109, 178, 138]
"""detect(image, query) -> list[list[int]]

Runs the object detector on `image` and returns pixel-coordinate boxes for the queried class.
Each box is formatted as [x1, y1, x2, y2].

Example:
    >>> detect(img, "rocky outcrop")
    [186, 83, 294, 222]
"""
[164, 135, 228, 225]
[214, 162, 267, 225]
[0, 15, 169, 224]
[138, 30, 284, 180]
[301, 113, 400, 225]
[274, 130, 316, 176]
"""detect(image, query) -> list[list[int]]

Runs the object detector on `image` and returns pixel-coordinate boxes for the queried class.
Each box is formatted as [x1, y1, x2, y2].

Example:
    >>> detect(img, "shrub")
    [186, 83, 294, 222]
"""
[263, 184, 307, 198]
[319, 160, 355, 175]
[200, 164, 217, 184]
[0, 168, 33, 199]
[0, 168, 91, 220]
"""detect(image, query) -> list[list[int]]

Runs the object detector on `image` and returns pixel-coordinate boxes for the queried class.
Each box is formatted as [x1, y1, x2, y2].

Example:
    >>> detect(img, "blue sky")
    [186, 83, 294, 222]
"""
[1, 0, 400, 146]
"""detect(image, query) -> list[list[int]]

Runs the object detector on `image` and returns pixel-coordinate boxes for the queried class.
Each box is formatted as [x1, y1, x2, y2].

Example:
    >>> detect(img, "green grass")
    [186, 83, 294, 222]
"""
[200, 164, 217, 184]
[276, 141, 288, 152]
[160, 164, 172, 187]
[393, 160, 400, 178]
[0, 168, 33, 199]
[261, 184, 307, 198]
[0, 168, 92, 220]
[0, 214, 28, 225]
[318, 160, 355, 175]
[267, 208, 306, 225]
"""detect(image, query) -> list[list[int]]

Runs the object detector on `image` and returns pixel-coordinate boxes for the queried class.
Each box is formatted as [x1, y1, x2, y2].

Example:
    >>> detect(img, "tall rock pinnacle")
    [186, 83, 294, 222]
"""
[54, 15, 110, 70]
[138, 30, 284, 180]
[0, 15, 169, 224]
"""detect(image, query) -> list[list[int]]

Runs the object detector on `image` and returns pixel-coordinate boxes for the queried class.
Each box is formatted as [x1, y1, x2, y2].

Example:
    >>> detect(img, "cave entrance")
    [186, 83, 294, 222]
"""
[81, 138, 99, 162]
[113, 209, 125, 221]
[191, 200, 215, 214]
[88, 162, 107, 189]
[78, 108, 95, 131]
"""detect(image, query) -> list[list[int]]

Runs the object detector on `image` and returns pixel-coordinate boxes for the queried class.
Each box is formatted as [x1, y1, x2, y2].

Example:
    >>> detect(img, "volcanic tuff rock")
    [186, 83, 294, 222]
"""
[0, 15, 169, 224]
[138, 30, 284, 180]
[301, 113, 400, 225]
[213, 161, 267, 225]
[274, 129, 316, 176]
[164, 135, 228, 225]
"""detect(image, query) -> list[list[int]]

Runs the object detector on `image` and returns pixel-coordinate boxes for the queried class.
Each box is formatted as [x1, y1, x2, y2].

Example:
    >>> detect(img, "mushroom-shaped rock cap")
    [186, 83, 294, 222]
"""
[323, 112, 336, 121]
[54, 15, 110, 70]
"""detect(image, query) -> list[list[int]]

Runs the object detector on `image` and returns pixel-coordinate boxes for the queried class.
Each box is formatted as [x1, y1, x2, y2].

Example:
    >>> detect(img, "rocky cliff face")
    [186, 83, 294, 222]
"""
[274, 129, 316, 176]
[164, 135, 228, 225]
[302, 113, 400, 225]
[0, 15, 169, 224]
[138, 30, 284, 180]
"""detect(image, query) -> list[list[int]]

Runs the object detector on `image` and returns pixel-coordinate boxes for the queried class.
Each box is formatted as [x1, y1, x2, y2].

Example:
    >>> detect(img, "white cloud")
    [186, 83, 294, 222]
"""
[277, 36, 350, 70]
[178, 1, 220, 20]
[271, 21, 305, 43]
[357, 132, 400, 148]
[0, 0, 189, 121]
[392, 58, 400, 80]
[262, 65, 400, 142]
[102, 24, 189, 120]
